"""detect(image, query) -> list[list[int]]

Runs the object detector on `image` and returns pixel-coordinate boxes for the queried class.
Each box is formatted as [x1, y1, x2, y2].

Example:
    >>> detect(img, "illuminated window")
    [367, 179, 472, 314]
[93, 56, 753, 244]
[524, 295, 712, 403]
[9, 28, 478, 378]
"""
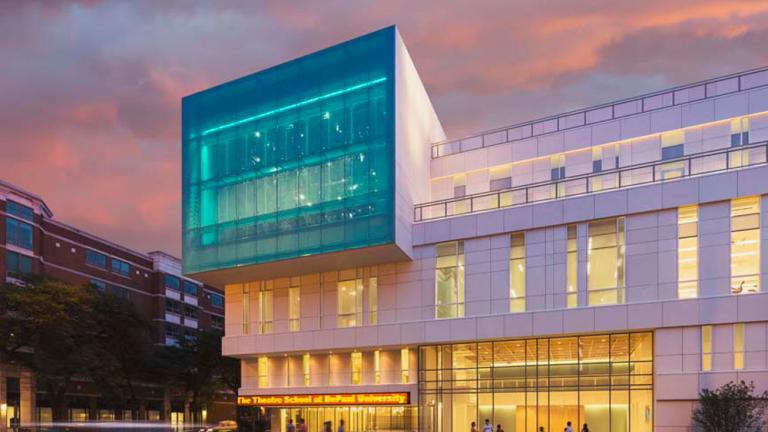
[302, 353, 310, 386]
[401, 348, 410, 384]
[242, 285, 250, 335]
[258, 356, 268, 387]
[369, 271, 378, 325]
[435, 241, 464, 319]
[351, 352, 362, 385]
[702, 326, 712, 372]
[592, 147, 603, 173]
[587, 218, 625, 306]
[731, 196, 760, 294]
[338, 272, 363, 328]
[373, 350, 381, 384]
[509, 232, 526, 313]
[257, 281, 273, 334]
[489, 165, 512, 191]
[729, 118, 751, 167]
[566, 225, 578, 308]
[453, 175, 467, 214]
[289, 278, 300, 332]
[550, 154, 565, 197]
[661, 130, 685, 160]
[678, 206, 698, 299]
[734, 323, 744, 370]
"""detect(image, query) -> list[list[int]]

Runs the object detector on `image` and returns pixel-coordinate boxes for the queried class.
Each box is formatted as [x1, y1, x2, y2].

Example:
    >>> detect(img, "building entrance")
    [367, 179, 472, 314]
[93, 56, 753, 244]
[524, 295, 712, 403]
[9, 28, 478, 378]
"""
[270, 406, 416, 432]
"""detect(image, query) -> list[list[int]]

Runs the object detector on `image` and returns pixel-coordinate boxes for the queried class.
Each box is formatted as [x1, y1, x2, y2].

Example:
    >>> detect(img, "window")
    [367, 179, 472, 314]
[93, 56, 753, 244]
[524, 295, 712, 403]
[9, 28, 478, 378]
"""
[183, 281, 198, 297]
[369, 272, 378, 325]
[702, 325, 712, 371]
[373, 350, 381, 384]
[165, 326, 181, 345]
[211, 315, 224, 329]
[6, 201, 33, 221]
[401, 348, 409, 384]
[734, 323, 744, 370]
[587, 218, 625, 306]
[730, 118, 750, 147]
[337, 274, 363, 328]
[209, 293, 224, 308]
[678, 206, 698, 299]
[489, 166, 511, 191]
[111, 259, 130, 277]
[351, 352, 362, 385]
[6, 218, 33, 250]
[183, 305, 197, 319]
[452, 175, 467, 215]
[242, 285, 250, 334]
[661, 130, 685, 160]
[164, 274, 180, 291]
[165, 299, 181, 314]
[731, 196, 760, 294]
[90, 279, 107, 291]
[550, 154, 565, 180]
[566, 225, 578, 308]
[109, 285, 130, 299]
[302, 353, 310, 386]
[85, 250, 107, 269]
[257, 281, 273, 334]
[509, 232, 525, 312]
[435, 241, 464, 319]
[288, 280, 300, 332]
[258, 357, 268, 387]
[592, 147, 603, 173]
[5, 251, 32, 278]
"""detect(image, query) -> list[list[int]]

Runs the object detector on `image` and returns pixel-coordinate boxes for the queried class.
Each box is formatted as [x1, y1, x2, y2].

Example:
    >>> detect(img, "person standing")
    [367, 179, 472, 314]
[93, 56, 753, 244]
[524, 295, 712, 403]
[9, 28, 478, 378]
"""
[496, 424, 504, 432]
[482, 419, 493, 432]
[337, 419, 345, 432]
[539, 427, 545, 432]
[471, 421, 477, 432]
[287, 418, 295, 432]
[580, 424, 589, 432]
[565, 421, 573, 432]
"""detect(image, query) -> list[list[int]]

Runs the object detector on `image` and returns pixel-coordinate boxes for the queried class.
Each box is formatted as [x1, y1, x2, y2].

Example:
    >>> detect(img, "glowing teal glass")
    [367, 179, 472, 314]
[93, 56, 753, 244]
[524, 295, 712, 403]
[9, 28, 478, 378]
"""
[182, 27, 395, 274]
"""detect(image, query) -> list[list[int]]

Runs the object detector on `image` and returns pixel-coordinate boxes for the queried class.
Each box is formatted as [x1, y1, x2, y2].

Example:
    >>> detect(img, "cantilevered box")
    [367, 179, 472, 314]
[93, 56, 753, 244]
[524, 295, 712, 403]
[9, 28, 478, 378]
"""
[182, 26, 444, 284]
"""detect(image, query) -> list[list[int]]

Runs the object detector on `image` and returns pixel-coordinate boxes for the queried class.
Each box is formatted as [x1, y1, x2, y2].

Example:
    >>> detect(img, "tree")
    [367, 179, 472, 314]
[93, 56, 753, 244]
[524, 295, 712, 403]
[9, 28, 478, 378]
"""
[691, 380, 768, 432]
[0, 276, 97, 420]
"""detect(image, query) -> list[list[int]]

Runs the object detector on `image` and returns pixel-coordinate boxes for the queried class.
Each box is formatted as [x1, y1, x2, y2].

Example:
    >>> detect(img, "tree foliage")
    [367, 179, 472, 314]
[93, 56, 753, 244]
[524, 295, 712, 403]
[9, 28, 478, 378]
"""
[691, 380, 768, 432]
[0, 276, 235, 421]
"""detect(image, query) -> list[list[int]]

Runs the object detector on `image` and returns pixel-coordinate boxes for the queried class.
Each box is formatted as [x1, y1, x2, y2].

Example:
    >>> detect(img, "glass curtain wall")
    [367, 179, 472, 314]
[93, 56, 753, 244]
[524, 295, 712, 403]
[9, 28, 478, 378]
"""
[419, 332, 653, 432]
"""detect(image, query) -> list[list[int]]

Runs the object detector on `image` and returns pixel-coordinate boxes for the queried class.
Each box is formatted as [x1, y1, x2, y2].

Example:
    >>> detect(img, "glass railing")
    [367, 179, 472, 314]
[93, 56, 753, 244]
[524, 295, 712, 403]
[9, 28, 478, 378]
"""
[432, 66, 768, 158]
[415, 141, 768, 222]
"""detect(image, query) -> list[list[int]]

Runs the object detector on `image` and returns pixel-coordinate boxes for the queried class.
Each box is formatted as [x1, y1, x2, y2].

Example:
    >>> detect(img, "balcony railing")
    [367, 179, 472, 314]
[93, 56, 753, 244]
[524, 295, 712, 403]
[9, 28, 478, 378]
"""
[432, 66, 768, 158]
[415, 141, 768, 222]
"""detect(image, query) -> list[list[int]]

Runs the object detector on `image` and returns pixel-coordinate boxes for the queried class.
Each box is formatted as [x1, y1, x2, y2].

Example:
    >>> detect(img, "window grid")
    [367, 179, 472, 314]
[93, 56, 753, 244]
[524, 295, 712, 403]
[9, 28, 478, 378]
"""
[509, 232, 525, 313]
[678, 206, 699, 299]
[351, 352, 362, 385]
[566, 225, 578, 308]
[257, 281, 274, 334]
[435, 241, 465, 319]
[587, 218, 625, 306]
[289, 282, 301, 332]
[730, 196, 760, 294]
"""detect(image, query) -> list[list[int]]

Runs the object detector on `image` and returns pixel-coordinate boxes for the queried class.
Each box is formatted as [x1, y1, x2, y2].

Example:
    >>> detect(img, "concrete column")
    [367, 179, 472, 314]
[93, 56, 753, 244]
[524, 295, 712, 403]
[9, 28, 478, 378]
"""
[183, 400, 190, 425]
[163, 390, 171, 423]
[19, 370, 35, 426]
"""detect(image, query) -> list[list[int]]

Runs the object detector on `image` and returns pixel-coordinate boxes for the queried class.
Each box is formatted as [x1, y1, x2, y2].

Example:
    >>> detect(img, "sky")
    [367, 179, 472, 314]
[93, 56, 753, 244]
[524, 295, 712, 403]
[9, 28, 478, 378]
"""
[2, 1, 768, 257]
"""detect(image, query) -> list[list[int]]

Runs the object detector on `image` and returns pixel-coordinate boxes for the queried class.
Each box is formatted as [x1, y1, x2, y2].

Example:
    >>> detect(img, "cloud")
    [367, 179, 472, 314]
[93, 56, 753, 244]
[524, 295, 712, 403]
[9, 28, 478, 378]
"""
[1, 0, 766, 256]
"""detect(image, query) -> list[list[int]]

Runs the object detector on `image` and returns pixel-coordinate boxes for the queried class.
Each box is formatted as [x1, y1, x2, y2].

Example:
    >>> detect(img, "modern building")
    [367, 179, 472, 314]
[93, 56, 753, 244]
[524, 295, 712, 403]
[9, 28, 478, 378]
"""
[0, 179, 231, 428]
[182, 25, 768, 432]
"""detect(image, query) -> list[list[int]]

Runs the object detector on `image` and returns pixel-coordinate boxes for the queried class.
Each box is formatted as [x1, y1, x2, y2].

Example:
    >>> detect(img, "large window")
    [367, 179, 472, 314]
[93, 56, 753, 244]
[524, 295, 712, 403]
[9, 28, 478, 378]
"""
[209, 292, 224, 308]
[6, 217, 33, 250]
[242, 285, 250, 335]
[303, 353, 311, 386]
[111, 259, 130, 277]
[374, 350, 382, 384]
[419, 332, 653, 432]
[164, 274, 180, 291]
[587, 218, 625, 306]
[5, 251, 32, 278]
[734, 323, 744, 370]
[731, 196, 760, 294]
[257, 281, 273, 334]
[401, 348, 410, 384]
[351, 352, 362, 385]
[85, 249, 107, 269]
[435, 241, 464, 319]
[258, 357, 268, 387]
[6, 201, 34, 221]
[183, 281, 198, 297]
[288, 279, 301, 332]
[509, 233, 525, 313]
[566, 225, 578, 308]
[678, 206, 698, 299]
[338, 274, 363, 328]
[369, 271, 378, 325]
